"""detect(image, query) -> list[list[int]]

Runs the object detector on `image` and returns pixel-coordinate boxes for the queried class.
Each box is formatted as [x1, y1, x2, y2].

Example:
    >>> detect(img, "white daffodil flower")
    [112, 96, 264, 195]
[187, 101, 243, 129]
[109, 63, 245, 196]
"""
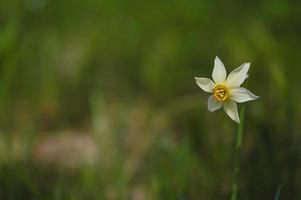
[195, 56, 259, 123]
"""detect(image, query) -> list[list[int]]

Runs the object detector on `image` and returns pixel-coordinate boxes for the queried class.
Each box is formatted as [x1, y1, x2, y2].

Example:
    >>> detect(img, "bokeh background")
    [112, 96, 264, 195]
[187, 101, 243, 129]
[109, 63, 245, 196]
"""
[1, 0, 301, 199]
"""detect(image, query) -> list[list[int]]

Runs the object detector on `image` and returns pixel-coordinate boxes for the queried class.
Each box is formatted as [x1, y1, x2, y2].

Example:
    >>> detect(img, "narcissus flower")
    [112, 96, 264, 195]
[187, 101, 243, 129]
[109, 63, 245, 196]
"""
[195, 56, 259, 123]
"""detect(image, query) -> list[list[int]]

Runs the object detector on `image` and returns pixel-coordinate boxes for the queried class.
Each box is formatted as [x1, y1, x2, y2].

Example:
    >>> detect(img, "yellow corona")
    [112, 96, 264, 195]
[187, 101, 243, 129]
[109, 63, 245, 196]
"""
[213, 85, 229, 102]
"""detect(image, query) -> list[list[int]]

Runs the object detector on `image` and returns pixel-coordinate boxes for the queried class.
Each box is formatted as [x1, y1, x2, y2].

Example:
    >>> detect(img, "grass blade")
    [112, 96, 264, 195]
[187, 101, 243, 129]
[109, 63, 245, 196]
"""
[274, 185, 282, 200]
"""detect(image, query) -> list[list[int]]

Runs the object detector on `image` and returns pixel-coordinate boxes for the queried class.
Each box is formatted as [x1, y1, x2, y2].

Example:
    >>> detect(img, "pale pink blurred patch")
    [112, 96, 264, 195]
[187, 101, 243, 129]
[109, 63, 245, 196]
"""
[34, 130, 98, 168]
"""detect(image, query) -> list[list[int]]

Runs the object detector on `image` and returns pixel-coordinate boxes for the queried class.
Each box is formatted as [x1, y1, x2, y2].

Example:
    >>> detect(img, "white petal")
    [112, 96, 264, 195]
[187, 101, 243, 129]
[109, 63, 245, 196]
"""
[230, 87, 259, 103]
[226, 63, 250, 88]
[195, 77, 215, 93]
[223, 100, 240, 123]
[212, 56, 227, 84]
[208, 95, 222, 112]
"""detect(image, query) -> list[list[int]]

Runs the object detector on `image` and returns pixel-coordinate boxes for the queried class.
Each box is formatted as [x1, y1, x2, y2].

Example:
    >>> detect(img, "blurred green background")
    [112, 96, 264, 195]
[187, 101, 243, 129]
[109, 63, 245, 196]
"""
[0, 0, 301, 199]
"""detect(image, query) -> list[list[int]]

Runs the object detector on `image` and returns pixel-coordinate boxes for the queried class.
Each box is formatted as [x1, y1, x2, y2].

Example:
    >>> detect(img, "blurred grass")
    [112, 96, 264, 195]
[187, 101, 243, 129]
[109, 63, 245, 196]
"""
[0, 0, 301, 199]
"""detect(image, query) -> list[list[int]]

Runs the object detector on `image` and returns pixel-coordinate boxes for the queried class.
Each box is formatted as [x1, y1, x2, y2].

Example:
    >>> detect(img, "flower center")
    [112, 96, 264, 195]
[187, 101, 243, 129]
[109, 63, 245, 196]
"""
[213, 85, 229, 102]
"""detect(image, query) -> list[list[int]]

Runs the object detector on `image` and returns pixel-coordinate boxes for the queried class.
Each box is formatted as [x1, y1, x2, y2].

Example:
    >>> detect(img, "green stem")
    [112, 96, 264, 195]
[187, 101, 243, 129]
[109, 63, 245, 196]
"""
[230, 106, 245, 200]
